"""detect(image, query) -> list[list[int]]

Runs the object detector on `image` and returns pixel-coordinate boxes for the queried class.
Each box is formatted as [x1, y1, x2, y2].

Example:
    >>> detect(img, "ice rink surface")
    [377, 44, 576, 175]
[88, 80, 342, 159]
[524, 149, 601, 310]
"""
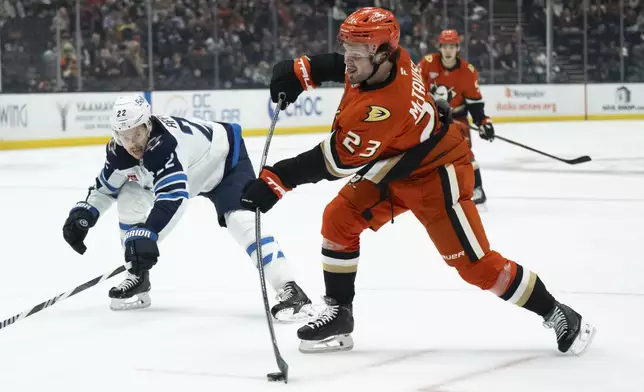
[1, 120, 643, 391]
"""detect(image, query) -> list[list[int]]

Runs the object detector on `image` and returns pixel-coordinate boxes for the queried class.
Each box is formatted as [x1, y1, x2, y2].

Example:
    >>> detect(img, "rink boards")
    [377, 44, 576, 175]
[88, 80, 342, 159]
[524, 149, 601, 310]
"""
[1, 83, 643, 150]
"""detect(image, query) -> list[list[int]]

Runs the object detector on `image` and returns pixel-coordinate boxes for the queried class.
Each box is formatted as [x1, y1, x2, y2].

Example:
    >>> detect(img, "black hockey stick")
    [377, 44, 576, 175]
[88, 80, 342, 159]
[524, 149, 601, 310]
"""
[463, 122, 591, 165]
[256, 92, 289, 384]
[0, 263, 130, 331]
[494, 134, 591, 164]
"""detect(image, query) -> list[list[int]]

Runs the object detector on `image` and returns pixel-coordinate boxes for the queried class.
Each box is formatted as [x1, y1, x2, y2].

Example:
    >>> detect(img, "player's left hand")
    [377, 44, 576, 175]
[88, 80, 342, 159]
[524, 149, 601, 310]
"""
[123, 226, 159, 275]
[478, 120, 495, 141]
[240, 168, 292, 213]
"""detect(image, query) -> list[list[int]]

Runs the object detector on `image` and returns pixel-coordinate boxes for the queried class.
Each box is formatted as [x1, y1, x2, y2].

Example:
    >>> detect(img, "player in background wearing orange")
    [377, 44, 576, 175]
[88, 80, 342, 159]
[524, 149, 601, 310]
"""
[240, 8, 595, 356]
[418, 29, 493, 206]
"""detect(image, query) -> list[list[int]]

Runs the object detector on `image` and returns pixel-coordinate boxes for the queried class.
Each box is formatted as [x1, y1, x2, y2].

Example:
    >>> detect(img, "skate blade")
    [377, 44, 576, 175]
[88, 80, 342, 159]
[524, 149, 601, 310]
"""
[298, 334, 354, 354]
[569, 320, 596, 356]
[110, 292, 151, 311]
[274, 304, 320, 323]
[475, 201, 488, 212]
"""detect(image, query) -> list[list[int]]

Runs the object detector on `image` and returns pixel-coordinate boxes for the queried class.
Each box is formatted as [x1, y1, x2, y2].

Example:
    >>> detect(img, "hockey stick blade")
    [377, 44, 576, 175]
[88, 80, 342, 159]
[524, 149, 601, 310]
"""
[564, 155, 592, 165]
[494, 135, 593, 165]
[460, 121, 592, 166]
[256, 92, 289, 383]
[0, 263, 129, 331]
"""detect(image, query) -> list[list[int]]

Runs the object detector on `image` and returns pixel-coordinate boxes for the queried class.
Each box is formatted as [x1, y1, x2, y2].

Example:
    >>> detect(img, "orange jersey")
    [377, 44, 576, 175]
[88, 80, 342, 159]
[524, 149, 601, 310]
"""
[320, 48, 464, 179]
[418, 53, 484, 119]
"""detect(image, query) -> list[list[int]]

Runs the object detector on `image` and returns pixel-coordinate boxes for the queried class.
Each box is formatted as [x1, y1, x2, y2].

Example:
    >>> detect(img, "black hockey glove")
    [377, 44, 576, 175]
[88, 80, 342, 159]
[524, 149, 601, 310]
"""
[270, 59, 304, 109]
[123, 226, 159, 275]
[478, 120, 495, 141]
[435, 99, 453, 125]
[240, 168, 292, 213]
[63, 202, 99, 255]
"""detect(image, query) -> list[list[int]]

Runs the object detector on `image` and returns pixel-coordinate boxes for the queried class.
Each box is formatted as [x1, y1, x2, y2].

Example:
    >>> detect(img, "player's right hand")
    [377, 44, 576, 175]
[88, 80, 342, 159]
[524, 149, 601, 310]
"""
[240, 168, 292, 213]
[270, 60, 304, 109]
[123, 226, 159, 275]
[62, 202, 99, 255]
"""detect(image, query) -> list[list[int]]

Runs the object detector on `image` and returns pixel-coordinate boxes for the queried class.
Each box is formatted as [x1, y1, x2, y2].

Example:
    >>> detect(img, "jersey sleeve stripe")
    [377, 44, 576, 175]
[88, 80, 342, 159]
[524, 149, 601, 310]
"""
[155, 182, 187, 194]
[465, 98, 484, 104]
[119, 222, 134, 231]
[154, 172, 188, 192]
[219, 122, 242, 173]
[99, 170, 119, 193]
[155, 191, 190, 201]
[230, 122, 242, 168]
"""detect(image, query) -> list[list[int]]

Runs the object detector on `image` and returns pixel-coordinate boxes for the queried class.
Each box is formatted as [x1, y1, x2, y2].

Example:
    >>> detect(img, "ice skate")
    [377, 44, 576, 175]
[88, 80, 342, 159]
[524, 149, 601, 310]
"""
[473, 186, 488, 211]
[543, 302, 596, 355]
[271, 281, 316, 322]
[109, 271, 151, 311]
[297, 296, 354, 353]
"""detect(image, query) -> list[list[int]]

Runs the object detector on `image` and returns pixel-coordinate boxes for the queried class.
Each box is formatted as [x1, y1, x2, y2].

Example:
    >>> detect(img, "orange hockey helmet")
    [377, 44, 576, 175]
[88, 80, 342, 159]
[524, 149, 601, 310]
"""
[338, 7, 401, 55]
[439, 29, 460, 45]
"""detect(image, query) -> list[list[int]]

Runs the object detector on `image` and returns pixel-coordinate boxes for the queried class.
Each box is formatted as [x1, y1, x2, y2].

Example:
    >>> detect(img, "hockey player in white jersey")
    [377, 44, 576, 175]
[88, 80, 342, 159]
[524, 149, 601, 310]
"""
[61, 94, 314, 321]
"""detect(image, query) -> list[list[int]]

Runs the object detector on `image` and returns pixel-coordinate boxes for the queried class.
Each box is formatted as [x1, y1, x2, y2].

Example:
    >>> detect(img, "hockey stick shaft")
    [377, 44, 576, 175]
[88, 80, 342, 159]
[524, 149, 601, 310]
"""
[459, 121, 591, 165]
[0, 263, 130, 330]
[493, 134, 591, 164]
[255, 92, 289, 382]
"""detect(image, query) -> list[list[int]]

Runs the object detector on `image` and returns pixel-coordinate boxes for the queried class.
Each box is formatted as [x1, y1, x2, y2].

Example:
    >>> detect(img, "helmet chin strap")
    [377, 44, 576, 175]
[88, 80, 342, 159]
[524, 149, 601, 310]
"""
[365, 52, 385, 82]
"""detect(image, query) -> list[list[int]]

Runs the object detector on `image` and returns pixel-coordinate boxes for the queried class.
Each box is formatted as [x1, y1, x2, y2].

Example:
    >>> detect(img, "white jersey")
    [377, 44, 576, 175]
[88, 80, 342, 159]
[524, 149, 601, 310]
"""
[87, 115, 243, 236]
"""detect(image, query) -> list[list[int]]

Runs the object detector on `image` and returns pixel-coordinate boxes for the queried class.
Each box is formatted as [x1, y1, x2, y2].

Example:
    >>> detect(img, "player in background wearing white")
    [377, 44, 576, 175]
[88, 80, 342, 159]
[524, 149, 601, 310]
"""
[61, 94, 315, 321]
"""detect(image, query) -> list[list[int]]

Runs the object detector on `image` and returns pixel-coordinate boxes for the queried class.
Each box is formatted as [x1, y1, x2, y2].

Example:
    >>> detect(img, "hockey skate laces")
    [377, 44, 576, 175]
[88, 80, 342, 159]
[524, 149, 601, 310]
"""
[308, 305, 338, 329]
[544, 307, 568, 340]
[276, 284, 294, 302]
[116, 275, 140, 291]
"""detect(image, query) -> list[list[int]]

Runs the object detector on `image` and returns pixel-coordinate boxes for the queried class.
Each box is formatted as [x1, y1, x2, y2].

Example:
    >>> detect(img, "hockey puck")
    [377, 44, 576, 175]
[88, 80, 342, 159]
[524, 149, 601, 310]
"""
[266, 371, 287, 383]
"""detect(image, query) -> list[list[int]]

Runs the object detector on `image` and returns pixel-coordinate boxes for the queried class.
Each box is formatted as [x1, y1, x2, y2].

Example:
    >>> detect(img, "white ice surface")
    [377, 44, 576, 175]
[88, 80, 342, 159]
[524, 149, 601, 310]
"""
[0, 120, 642, 391]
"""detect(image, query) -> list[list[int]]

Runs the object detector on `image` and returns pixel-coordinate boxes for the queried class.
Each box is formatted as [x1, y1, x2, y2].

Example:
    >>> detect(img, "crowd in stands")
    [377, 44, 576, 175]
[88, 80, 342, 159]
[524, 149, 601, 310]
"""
[1, 0, 643, 93]
[525, 0, 644, 82]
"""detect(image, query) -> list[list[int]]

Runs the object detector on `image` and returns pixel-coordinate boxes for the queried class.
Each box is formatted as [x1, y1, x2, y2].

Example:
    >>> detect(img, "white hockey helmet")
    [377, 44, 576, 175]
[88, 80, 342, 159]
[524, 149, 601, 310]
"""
[111, 94, 152, 146]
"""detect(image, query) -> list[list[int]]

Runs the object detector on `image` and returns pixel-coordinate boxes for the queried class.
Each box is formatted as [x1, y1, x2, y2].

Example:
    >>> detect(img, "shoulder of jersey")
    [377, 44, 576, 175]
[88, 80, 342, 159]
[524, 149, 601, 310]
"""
[142, 119, 178, 172]
[421, 53, 441, 66]
[105, 138, 138, 169]
[459, 57, 477, 74]
[422, 52, 440, 62]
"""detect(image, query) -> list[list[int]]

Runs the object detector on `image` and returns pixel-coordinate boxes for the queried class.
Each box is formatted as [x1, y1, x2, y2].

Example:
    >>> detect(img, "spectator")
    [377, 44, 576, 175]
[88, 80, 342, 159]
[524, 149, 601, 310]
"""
[499, 43, 517, 71]
[2, 0, 643, 91]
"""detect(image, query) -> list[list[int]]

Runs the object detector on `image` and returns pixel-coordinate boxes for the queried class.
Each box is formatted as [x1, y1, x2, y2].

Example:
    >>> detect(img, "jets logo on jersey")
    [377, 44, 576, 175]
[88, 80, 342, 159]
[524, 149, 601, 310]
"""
[363, 106, 391, 122]
[146, 135, 163, 152]
[108, 138, 117, 154]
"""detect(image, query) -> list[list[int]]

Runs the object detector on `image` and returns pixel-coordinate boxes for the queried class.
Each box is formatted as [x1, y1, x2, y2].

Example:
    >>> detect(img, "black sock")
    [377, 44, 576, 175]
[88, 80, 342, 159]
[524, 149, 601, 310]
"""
[324, 270, 356, 306]
[474, 167, 483, 189]
[522, 276, 556, 317]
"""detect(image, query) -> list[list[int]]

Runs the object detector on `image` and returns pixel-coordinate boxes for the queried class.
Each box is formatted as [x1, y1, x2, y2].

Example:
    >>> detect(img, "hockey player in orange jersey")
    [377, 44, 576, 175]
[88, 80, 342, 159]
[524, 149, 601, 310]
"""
[418, 29, 493, 206]
[240, 8, 595, 355]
